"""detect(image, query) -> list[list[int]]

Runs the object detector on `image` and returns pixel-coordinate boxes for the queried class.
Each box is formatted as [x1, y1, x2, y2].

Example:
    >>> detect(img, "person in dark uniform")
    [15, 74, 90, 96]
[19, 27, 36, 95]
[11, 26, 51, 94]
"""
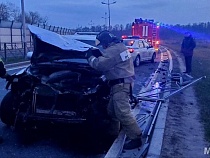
[0, 58, 10, 144]
[0, 58, 7, 78]
[181, 32, 196, 77]
[86, 31, 142, 150]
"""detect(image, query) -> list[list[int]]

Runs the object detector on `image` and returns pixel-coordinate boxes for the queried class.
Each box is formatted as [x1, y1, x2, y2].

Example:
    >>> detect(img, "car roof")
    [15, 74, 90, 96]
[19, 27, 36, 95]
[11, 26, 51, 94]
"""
[74, 32, 99, 35]
[64, 34, 96, 41]
[123, 38, 146, 42]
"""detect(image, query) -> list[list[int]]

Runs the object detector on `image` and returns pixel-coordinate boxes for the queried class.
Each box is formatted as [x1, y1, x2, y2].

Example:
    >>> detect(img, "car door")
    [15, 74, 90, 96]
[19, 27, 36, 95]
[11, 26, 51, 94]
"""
[142, 40, 152, 59]
[138, 40, 147, 60]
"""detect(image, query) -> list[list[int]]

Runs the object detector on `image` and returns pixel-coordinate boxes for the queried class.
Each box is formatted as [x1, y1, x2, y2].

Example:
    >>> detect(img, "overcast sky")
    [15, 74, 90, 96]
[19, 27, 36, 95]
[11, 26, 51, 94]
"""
[2, 0, 210, 29]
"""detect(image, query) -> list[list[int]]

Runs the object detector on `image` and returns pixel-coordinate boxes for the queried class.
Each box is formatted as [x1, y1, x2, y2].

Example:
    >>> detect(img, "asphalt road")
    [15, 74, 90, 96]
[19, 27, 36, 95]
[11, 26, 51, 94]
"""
[0, 56, 160, 158]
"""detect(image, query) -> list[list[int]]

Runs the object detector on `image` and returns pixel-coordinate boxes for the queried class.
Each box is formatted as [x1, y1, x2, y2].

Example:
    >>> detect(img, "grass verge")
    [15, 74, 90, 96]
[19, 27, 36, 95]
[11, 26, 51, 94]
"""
[162, 39, 210, 141]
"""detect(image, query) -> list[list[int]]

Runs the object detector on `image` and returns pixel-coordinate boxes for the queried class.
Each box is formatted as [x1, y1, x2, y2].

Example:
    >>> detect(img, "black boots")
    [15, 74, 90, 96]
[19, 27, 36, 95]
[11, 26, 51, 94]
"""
[124, 137, 142, 150]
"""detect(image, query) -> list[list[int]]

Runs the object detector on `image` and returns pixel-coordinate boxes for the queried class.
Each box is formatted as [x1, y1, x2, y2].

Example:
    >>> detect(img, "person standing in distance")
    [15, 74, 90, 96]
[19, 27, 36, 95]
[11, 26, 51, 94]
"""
[181, 32, 196, 78]
[86, 31, 142, 150]
[0, 57, 11, 81]
[0, 57, 11, 144]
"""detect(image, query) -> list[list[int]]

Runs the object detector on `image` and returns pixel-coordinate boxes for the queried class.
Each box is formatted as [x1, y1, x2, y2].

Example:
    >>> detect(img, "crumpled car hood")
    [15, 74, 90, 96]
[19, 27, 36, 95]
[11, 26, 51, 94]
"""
[28, 25, 99, 64]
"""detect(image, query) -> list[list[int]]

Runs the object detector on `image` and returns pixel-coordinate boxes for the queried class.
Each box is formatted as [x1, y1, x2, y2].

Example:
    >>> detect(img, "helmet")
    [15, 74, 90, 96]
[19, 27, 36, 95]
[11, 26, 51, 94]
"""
[95, 30, 116, 47]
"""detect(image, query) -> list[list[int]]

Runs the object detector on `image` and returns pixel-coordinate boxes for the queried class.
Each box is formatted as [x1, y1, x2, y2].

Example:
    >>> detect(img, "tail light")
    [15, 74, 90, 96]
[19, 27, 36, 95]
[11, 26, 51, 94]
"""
[122, 35, 127, 39]
[130, 40, 134, 45]
[156, 41, 160, 44]
[128, 48, 134, 53]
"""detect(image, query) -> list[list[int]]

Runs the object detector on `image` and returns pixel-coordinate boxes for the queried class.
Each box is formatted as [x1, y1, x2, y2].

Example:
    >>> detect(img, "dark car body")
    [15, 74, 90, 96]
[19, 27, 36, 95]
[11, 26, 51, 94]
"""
[0, 25, 110, 132]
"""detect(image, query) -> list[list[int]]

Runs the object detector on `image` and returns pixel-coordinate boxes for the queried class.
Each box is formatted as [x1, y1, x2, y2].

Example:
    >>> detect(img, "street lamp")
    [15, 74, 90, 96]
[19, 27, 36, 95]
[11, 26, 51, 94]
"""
[101, 0, 116, 31]
[21, 0, 26, 58]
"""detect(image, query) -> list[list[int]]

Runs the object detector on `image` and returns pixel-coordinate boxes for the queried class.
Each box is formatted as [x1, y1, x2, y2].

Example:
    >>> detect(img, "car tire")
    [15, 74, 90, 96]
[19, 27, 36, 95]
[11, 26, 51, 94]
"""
[134, 55, 141, 67]
[0, 91, 17, 126]
[151, 53, 156, 63]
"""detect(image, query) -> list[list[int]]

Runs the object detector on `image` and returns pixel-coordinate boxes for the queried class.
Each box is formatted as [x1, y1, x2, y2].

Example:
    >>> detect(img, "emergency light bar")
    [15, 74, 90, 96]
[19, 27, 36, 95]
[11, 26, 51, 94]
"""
[122, 35, 140, 39]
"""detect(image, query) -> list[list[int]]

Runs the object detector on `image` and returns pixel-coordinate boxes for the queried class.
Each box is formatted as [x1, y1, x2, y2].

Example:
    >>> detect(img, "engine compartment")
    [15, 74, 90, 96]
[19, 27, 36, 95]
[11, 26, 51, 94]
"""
[14, 62, 110, 122]
[27, 63, 106, 92]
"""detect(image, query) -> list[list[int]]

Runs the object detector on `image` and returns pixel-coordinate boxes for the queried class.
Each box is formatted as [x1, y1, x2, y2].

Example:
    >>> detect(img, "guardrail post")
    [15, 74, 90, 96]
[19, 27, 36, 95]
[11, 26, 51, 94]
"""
[4, 43, 7, 62]
[24, 42, 26, 59]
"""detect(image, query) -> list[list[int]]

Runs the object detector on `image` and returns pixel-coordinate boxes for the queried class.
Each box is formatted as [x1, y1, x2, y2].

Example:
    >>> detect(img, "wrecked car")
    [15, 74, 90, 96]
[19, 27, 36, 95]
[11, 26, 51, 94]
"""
[0, 25, 110, 135]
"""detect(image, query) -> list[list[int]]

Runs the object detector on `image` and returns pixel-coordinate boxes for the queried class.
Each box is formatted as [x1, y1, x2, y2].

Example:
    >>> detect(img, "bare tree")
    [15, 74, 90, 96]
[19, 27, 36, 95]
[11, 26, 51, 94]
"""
[42, 16, 48, 25]
[0, 2, 21, 21]
[0, 2, 48, 25]
[28, 11, 43, 24]
[8, 2, 20, 21]
[0, 3, 10, 20]
[113, 24, 120, 31]
[15, 11, 48, 25]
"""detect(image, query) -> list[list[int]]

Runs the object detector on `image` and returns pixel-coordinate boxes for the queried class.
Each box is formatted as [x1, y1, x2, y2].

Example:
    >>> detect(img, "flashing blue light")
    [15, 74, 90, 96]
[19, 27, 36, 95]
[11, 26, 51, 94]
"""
[156, 23, 160, 28]
[160, 24, 210, 41]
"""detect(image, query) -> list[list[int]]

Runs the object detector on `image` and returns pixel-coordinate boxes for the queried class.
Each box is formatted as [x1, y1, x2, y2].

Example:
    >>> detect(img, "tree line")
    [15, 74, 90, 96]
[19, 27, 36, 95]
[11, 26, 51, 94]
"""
[159, 23, 210, 40]
[1, 2, 209, 41]
[0, 2, 47, 25]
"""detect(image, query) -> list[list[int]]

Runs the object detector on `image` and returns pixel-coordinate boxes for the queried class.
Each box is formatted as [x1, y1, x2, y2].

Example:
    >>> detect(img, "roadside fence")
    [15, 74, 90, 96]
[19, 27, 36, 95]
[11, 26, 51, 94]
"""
[0, 20, 72, 62]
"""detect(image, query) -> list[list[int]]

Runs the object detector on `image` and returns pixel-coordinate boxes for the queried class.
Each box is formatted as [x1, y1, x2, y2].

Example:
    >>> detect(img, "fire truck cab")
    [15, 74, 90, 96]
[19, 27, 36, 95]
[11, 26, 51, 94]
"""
[132, 18, 160, 52]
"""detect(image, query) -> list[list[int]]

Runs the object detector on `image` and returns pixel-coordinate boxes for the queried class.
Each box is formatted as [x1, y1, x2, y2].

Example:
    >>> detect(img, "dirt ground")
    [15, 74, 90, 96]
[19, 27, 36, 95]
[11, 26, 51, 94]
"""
[160, 50, 209, 158]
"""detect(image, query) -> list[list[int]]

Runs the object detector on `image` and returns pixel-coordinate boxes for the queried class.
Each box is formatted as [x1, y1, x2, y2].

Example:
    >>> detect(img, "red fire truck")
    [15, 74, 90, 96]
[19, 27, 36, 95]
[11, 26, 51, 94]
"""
[131, 18, 160, 51]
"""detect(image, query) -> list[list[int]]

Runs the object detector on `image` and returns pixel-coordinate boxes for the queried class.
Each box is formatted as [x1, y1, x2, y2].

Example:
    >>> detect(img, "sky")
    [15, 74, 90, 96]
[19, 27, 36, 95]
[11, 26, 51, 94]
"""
[1, 0, 210, 29]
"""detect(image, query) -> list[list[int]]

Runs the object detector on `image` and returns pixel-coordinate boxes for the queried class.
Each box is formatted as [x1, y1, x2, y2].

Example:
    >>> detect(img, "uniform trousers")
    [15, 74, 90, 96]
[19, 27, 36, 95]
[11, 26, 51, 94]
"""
[107, 83, 142, 140]
[185, 56, 192, 73]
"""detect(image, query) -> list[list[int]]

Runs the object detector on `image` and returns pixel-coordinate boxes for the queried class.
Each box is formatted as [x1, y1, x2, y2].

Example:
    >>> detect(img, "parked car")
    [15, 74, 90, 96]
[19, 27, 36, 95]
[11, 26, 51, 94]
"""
[64, 33, 106, 52]
[74, 32, 100, 35]
[64, 34, 97, 47]
[0, 25, 110, 137]
[122, 37, 156, 67]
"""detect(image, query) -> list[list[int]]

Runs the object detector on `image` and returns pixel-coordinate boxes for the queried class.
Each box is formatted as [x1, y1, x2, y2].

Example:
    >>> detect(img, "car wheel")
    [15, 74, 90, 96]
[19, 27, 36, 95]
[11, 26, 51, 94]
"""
[151, 53, 156, 63]
[134, 55, 141, 67]
[0, 91, 17, 126]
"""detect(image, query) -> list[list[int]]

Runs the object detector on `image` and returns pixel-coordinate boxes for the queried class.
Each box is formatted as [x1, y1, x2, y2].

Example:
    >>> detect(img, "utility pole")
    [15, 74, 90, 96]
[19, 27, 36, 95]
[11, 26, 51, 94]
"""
[21, 0, 26, 58]
[101, 0, 116, 31]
